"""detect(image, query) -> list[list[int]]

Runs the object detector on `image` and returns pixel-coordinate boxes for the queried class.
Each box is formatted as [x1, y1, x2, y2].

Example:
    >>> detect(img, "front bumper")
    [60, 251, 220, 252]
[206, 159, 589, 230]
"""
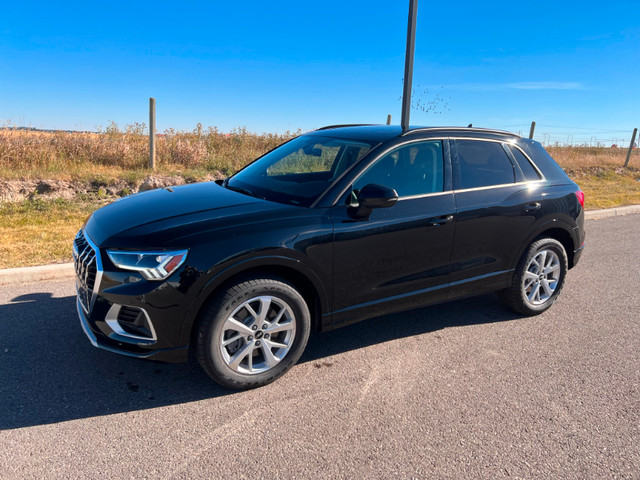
[74, 229, 191, 363]
[76, 297, 188, 362]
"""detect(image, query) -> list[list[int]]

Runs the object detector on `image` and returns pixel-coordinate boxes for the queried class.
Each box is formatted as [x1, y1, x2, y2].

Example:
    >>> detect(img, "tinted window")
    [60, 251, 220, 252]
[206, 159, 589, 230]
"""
[506, 145, 541, 181]
[454, 140, 515, 189]
[354, 141, 444, 197]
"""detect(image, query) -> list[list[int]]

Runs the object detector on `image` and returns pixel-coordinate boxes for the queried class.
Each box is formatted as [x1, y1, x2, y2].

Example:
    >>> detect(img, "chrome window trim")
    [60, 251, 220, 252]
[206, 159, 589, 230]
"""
[331, 136, 547, 206]
[397, 190, 453, 201]
[505, 143, 545, 181]
[331, 137, 449, 206]
[453, 179, 545, 194]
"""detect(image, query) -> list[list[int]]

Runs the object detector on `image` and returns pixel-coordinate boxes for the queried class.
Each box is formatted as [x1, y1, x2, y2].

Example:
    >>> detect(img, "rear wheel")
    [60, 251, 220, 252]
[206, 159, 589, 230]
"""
[499, 237, 568, 316]
[195, 277, 310, 389]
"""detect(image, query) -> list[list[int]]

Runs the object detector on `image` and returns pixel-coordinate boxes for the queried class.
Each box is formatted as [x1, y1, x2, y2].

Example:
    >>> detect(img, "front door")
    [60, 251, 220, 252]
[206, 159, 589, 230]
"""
[329, 139, 456, 328]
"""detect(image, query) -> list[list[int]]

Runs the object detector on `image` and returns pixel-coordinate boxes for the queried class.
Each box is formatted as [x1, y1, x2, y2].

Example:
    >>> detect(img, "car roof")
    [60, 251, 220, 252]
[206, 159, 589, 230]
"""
[310, 124, 520, 142]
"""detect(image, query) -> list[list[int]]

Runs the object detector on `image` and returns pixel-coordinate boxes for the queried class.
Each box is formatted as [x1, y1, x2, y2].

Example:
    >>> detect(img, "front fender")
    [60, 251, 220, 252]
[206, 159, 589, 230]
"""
[177, 252, 331, 346]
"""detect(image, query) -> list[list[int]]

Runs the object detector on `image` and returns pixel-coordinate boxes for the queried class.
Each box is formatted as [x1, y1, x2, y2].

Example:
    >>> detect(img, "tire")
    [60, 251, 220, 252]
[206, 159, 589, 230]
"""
[499, 237, 568, 316]
[195, 276, 311, 389]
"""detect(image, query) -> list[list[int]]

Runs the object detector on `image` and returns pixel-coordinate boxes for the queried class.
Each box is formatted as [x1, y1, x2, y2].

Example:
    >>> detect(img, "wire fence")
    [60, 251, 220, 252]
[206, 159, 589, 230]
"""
[486, 123, 638, 148]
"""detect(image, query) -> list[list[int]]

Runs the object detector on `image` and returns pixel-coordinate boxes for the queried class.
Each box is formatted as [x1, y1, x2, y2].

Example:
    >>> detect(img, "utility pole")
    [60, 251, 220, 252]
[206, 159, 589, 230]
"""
[401, 0, 418, 131]
[149, 98, 156, 170]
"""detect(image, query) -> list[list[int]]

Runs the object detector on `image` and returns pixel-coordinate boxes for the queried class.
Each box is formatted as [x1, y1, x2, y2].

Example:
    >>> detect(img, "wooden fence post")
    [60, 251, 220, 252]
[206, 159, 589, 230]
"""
[529, 121, 536, 140]
[149, 97, 156, 170]
[624, 128, 637, 167]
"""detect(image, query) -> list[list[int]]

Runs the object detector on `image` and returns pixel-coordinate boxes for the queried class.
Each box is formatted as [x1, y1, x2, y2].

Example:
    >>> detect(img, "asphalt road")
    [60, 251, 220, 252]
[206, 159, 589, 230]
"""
[1, 215, 638, 479]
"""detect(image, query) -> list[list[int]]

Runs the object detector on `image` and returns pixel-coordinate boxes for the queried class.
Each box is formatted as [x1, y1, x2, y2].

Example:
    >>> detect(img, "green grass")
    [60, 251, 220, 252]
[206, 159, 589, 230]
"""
[0, 197, 109, 269]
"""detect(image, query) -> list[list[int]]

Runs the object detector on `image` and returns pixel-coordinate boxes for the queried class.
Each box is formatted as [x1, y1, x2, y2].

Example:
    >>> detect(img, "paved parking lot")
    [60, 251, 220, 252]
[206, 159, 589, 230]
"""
[0, 214, 638, 479]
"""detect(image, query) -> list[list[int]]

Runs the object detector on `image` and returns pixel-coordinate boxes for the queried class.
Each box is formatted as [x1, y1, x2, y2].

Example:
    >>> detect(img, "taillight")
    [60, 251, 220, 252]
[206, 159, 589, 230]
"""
[575, 190, 584, 208]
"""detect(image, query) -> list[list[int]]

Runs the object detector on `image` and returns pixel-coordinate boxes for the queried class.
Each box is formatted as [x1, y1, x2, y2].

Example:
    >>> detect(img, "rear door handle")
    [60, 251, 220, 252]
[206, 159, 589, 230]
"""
[428, 214, 454, 226]
[522, 202, 541, 213]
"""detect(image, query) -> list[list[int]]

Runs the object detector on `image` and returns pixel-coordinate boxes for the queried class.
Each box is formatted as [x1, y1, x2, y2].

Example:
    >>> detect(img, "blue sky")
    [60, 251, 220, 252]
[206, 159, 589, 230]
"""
[1, 1, 638, 144]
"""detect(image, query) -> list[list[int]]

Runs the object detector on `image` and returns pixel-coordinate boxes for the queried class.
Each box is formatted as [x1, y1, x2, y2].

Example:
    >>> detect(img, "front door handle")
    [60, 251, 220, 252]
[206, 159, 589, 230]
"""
[428, 214, 454, 226]
[522, 202, 541, 213]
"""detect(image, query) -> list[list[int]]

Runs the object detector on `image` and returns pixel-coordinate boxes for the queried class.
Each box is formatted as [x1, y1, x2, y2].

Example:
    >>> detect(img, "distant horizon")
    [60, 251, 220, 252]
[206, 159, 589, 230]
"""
[1, 1, 638, 146]
[2, 123, 636, 149]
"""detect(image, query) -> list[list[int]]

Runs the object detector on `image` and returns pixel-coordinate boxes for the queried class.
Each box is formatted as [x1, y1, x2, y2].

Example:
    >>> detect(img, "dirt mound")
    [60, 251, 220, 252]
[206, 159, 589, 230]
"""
[0, 172, 224, 203]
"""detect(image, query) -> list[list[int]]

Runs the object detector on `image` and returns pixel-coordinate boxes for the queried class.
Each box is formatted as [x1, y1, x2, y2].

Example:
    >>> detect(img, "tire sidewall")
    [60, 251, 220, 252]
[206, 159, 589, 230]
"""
[203, 279, 310, 388]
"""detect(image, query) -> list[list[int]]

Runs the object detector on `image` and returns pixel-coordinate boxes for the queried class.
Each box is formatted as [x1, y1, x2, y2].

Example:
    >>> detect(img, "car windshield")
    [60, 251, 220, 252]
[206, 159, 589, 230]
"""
[226, 135, 375, 207]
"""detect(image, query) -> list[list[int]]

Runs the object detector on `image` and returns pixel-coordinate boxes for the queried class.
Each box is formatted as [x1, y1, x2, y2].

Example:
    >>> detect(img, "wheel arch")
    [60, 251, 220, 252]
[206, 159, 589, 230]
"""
[537, 227, 575, 268]
[516, 219, 578, 271]
[180, 256, 330, 347]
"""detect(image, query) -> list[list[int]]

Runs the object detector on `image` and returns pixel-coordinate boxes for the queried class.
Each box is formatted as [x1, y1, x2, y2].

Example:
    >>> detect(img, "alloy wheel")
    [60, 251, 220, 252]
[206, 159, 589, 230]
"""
[522, 249, 561, 306]
[218, 295, 296, 374]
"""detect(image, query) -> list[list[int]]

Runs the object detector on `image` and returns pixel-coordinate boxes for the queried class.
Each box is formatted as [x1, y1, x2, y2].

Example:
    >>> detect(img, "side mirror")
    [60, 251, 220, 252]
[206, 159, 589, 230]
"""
[350, 183, 398, 218]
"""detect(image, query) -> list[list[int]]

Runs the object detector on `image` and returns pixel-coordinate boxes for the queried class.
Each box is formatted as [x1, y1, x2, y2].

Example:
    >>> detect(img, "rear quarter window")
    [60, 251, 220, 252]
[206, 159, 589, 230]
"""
[454, 140, 515, 189]
[506, 144, 542, 181]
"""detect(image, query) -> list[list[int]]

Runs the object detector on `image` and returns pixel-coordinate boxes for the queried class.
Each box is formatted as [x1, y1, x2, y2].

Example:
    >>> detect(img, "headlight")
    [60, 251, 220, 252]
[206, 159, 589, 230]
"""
[106, 250, 188, 281]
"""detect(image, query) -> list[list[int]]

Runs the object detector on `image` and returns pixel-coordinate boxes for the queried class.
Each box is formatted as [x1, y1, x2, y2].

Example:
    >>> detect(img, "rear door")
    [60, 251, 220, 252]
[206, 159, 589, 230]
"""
[448, 138, 545, 297]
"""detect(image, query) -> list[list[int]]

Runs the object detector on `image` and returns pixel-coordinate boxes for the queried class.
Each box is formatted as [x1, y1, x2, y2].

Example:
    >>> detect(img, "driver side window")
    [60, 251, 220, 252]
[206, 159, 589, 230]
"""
[353, 140, 444, 197]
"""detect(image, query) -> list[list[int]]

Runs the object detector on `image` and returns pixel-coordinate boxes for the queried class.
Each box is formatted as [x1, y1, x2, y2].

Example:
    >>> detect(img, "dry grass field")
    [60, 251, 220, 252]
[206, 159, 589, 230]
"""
[0, 126, 296, 182]
[546, 145, 640, 209]
[0, 127, 639, 269]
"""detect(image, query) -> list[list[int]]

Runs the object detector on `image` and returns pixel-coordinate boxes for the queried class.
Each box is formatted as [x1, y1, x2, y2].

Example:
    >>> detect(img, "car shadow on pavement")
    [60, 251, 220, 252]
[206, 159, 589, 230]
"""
[301, 294, 522, 363]
[0, 292, 227, 431]
[0, 291, 520, 430]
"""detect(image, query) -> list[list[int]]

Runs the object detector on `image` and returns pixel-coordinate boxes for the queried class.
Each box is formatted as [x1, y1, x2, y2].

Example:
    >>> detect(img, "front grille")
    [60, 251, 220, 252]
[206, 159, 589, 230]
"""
[73, 230, 98, 312]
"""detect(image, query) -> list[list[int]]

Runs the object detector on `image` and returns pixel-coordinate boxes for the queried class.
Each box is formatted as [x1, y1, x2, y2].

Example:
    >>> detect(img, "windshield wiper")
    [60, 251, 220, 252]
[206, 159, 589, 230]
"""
[225, 184, 264, 199]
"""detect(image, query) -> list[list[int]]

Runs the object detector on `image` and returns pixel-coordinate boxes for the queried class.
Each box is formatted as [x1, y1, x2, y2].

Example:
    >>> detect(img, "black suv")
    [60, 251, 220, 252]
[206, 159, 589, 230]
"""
[74, 125, 585, 389]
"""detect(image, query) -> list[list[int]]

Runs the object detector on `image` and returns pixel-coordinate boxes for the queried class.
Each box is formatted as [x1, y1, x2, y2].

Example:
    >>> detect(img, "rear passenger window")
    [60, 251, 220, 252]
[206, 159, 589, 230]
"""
[506, 145, 542, 181]
[454, 140, 515, 189]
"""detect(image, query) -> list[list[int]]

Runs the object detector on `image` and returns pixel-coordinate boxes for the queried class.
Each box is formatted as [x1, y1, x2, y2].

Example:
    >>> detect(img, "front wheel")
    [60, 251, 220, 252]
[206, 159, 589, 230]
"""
[499, 237, 568, 316]
[195, 277, 311, 389]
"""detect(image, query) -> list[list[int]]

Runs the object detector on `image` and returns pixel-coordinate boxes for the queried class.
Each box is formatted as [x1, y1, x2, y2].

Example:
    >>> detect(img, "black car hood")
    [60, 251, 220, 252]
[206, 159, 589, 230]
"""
[85, 182, 285, 247]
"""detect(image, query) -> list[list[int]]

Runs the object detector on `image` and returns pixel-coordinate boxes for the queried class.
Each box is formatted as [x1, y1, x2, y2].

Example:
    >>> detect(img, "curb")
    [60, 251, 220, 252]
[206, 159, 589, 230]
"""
[1, 205, 639, 286]
[0, 263, 74, 286]
[584, 204, 640, 220]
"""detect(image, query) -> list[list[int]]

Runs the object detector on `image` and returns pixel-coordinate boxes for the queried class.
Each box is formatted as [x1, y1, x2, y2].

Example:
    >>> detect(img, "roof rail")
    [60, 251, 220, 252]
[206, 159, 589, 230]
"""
[400, 127, 521, 138]
[314, 124, 376, 131]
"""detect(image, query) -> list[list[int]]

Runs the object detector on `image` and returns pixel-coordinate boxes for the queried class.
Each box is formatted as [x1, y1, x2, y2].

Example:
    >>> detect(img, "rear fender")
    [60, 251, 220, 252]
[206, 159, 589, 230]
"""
[507, 217, 578, 277]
